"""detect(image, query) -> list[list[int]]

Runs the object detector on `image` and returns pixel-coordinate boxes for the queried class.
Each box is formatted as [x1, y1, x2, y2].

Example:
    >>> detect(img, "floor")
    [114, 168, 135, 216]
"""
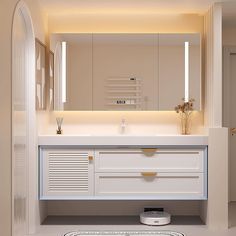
[30, 215, 236, 236]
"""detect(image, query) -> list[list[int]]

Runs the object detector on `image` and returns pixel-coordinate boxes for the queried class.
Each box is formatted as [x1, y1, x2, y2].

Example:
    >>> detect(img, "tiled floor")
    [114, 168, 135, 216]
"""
[30, 215, 236, 236]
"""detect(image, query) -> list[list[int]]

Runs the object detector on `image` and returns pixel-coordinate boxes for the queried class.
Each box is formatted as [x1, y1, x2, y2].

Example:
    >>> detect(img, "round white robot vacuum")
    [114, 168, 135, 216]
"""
[140, 211, 171, 226]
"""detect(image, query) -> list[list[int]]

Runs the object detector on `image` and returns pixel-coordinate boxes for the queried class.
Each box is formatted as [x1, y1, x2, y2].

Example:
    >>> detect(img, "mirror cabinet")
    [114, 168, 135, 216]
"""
[51, 33, 201, 111]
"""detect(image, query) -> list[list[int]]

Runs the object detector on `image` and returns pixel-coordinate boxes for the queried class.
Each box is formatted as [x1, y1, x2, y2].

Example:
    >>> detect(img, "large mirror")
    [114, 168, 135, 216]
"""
[50, 33, 201, 111]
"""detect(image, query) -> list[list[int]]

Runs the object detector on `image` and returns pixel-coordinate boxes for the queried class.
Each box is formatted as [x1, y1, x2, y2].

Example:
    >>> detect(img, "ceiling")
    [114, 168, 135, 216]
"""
[39, 0, 231, 15]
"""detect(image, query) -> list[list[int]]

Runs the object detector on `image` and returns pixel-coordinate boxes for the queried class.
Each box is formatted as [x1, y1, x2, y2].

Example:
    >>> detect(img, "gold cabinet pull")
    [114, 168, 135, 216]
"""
[231, 128, 236, 136]
[141, 148, 158, 155]
[88, 156, 93, 161]
[141, 172, 157, 177]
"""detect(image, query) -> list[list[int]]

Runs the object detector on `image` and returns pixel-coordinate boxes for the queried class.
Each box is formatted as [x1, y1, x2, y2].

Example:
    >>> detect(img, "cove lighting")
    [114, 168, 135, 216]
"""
[62, 41, 67, 103]
[184, 41, 189, 102]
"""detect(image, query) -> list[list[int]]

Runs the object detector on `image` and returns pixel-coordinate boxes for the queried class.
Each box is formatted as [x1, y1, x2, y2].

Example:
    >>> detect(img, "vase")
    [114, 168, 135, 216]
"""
[180, 113, 191, 135]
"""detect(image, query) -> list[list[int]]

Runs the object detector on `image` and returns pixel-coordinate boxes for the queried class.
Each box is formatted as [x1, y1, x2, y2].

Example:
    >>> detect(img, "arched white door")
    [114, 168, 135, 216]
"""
[12, 2, 35, 236]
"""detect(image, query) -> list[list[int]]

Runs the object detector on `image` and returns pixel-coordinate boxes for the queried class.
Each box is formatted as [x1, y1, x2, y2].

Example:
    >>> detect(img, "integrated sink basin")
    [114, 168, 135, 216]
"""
[38, 134, 208, 147]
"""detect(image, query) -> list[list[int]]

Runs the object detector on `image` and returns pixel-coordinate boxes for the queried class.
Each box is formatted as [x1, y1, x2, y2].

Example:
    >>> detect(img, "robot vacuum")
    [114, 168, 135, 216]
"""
[140, 211, 171, 226]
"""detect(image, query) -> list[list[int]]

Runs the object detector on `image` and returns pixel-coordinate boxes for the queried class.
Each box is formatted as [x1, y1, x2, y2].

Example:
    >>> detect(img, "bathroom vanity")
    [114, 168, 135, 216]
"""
[38, 135, 208, 201]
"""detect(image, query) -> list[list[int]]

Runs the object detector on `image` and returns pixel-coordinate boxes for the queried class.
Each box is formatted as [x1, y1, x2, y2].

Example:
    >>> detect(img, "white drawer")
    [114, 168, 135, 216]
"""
[95, 172, 206, 199]
[95, 149, 205, 173]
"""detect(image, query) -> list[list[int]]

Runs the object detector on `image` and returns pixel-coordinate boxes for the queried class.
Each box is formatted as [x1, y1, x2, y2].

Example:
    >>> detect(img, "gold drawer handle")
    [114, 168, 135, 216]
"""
[231, 128, 236, 136]
[141, 148, 158, 156]
[141, 172, 157, 177]
[88, 156, 93, 161]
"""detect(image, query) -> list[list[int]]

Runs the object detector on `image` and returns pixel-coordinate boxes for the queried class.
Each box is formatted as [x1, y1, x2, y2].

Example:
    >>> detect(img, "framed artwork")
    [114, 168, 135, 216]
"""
[35, 38, 46, 110]
[49, 51, 54, 110]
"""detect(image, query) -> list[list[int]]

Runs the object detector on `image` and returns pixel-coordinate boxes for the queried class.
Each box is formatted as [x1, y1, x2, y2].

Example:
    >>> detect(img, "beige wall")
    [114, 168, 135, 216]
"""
[0, 0, 46, 235]
[48, 14, 204, 33]
[0, 1, 16, 235]
[39, 111, 205, 135]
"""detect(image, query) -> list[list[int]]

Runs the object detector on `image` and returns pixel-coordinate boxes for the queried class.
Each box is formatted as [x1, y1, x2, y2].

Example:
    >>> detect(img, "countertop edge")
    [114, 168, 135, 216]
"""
[38, 135, 208, 146]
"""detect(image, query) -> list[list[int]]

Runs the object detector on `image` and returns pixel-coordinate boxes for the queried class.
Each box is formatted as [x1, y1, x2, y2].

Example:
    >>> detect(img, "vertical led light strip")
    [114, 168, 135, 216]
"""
[61, 41, 67, 103]
[184, 41, 189, 102]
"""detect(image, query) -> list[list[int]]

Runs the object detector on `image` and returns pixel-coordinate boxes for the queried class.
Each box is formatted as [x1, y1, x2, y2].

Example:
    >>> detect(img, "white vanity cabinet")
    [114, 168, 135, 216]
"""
[95, 149, 207, 200]
[39, 146, 207, 200]
[40, 149, 94, 200]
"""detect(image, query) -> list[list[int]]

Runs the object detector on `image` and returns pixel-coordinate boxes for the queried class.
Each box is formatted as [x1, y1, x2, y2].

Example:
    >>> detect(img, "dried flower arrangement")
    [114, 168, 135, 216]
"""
[175, 98, 195, 135]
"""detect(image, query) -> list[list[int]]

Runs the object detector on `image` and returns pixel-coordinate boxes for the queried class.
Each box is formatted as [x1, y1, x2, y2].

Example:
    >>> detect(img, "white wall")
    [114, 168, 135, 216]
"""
[200, 3, 228, 230]
[0, 1, 16, 234]
[204, 3, 222, 128]
[200, 128, 228, 229]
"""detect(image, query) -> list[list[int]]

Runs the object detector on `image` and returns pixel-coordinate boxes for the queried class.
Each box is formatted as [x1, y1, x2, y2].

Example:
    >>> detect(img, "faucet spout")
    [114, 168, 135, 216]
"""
[120, 118, 126, 134]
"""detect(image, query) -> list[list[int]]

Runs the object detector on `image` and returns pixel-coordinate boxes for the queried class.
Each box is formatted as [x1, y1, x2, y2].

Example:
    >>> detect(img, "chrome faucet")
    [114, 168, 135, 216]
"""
[120, 118, 126, 134]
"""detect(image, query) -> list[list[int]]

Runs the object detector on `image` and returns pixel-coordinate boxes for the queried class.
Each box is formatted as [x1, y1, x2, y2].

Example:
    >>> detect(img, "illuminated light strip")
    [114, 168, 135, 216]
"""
[62, 41, 67, 103]
[184, 41, 189, 102]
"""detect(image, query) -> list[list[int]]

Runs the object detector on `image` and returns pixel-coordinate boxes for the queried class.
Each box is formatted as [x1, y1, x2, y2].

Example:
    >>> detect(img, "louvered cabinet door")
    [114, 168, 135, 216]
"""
[40, 149, 94, 199]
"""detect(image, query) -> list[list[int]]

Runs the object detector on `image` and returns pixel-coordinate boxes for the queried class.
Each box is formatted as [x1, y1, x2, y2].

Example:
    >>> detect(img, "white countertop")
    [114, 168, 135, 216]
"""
[38, 134, 208, 147]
